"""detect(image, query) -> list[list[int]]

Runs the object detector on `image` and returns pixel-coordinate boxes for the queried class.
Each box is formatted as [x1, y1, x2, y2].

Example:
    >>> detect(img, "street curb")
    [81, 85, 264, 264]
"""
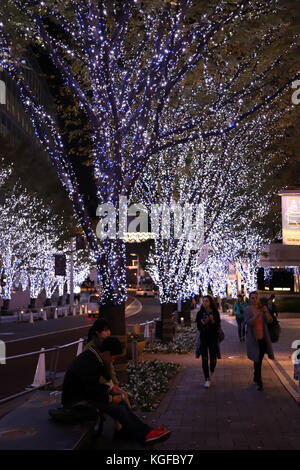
[266, 358, 299, 403]
[125, 298, 143, 318]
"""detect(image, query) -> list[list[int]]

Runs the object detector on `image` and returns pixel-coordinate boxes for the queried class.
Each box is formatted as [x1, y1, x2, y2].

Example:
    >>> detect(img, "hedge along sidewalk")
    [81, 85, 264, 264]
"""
[123, 360, 181, 412]
[121, 323, 199, 412]
[145, 324, 197, 354]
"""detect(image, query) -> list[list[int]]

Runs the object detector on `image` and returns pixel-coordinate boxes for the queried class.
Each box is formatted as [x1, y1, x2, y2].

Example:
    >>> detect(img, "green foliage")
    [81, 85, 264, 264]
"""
[123, 359, 181, 411]
[145, 324, 197, 354]
[127, 332, 145, 342]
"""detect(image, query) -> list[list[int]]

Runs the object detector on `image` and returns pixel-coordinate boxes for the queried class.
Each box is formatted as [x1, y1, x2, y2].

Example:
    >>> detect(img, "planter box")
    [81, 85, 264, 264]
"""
[126, 340, 146, 359]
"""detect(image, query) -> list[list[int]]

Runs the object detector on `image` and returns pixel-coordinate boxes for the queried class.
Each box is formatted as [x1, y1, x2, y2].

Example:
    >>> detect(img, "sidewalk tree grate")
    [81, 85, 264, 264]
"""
[0, 427, 36, 440]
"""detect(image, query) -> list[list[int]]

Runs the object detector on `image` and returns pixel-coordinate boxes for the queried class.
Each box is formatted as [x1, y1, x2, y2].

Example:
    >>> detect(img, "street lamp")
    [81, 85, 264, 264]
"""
[130, 253, 140, 289]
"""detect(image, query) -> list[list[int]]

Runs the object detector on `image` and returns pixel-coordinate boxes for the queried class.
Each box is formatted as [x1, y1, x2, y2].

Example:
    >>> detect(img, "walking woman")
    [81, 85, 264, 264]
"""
[243, 291, 274, 391]
[233, 294, 247, 342]
[196, 295, 221, 388]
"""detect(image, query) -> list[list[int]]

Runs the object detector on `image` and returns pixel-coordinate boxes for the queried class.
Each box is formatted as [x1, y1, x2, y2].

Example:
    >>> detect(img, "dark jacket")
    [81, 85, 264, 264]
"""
[61, 346, 111, 407]
[196, 307, 220, 340]
[84, 335, 119, 386]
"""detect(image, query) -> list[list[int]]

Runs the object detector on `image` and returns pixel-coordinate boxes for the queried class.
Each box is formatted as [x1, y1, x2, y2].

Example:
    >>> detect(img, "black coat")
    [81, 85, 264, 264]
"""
[196, 307, 220, 341]
[61, 346, 111, 407]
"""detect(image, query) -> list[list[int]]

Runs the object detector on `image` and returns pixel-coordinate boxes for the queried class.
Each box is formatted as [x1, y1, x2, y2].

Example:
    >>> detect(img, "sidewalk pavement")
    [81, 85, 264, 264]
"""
[96, 313, 300, 451]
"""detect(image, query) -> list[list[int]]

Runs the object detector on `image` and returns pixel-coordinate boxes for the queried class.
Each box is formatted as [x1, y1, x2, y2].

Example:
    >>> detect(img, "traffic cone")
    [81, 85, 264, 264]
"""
[29, 311, 34, 324]
[31, 348, 46, 387]
[41, 309, 47, 321]
[76, 338, 84, 356]
[0, 340, 6, 365]
[64, 307, 68, 317]
[54, 308, 58, 320]
[144, 322, 150, 341]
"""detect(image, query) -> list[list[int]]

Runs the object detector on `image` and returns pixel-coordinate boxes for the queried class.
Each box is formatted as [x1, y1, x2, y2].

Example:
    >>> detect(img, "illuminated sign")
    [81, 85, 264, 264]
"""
[280, 192, 300, 245]
[0, 80, 6, 105]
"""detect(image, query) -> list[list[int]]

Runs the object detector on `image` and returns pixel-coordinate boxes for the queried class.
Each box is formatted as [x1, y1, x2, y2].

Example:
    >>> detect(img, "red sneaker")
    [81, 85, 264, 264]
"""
[144, 427, 172, 445]
[157, 425, 166, 431]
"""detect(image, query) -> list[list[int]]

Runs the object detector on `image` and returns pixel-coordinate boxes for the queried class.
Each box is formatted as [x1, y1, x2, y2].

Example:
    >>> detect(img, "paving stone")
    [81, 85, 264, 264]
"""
[90, 315, 300, 450]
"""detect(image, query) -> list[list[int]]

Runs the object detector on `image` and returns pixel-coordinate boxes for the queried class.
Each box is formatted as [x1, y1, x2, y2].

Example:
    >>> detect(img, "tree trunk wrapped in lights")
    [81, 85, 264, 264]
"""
[1, 0, 299, 330]
[0, 164, 79, 310]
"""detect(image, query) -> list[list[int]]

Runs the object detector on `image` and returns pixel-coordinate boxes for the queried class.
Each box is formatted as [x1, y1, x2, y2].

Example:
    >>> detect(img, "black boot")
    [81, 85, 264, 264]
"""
[257, 381, 263, 391]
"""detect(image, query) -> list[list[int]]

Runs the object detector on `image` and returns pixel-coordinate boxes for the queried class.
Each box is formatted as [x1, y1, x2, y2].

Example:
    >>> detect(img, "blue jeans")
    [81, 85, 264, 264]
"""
[254, 338, 267, 384]
[200, 336, 218, 380]
[236, 317, 245, 340]
[96, 400, 151, 443]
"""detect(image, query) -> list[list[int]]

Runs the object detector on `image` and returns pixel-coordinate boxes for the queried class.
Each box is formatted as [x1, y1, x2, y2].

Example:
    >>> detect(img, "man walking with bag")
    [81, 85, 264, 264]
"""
[233, 295, 247, 342]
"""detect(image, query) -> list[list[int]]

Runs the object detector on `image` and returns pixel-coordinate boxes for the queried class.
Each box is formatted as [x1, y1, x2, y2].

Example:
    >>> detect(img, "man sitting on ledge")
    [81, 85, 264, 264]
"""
[61, 336, 172, 446]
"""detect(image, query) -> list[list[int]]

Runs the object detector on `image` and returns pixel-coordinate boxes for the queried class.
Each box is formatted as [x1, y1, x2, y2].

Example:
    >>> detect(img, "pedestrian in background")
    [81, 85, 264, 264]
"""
[233, 294, 247, 342]
[243, 291, 274, 391]
[196, 295, 221, 389]
[267, 295, 278, 319]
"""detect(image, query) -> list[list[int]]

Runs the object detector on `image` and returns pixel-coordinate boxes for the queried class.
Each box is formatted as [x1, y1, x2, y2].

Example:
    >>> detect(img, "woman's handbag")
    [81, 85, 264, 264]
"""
[195, 331, 201, 358]
[218, 327, 225, 343]
[268, 316, 281, 343]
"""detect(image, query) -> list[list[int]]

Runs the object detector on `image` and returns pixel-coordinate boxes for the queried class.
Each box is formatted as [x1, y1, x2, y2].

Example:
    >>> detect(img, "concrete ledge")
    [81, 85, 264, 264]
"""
[277, 312, 300, 319]
[0, 391, 99, 450]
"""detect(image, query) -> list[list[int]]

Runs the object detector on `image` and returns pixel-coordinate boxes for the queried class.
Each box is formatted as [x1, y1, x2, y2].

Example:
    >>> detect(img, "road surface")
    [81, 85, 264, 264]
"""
[0, 296, 161, 400]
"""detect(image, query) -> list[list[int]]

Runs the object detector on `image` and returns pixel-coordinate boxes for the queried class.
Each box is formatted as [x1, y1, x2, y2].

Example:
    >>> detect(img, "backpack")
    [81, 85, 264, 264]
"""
[218, 326, 225, 342]
[268, 316, 281, 343]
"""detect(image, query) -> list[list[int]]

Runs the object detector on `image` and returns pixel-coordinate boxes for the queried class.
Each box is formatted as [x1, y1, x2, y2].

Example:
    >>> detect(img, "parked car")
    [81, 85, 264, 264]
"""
[86, 293, 101, 317]
[135, 287, 156, 297]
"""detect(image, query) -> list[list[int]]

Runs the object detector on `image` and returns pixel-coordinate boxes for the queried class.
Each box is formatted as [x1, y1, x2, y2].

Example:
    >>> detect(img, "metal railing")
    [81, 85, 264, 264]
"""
[0, 338, 85, 406]
[1, 314, 178, 403]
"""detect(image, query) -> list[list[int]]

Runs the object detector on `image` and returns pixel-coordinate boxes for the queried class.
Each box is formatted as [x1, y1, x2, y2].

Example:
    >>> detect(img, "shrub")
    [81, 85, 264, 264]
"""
[123, 360, 181, 411]
[145, 324, 197, 354]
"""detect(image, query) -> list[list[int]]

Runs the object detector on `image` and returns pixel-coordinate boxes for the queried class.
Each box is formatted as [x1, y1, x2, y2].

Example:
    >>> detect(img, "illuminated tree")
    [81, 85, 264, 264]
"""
[0, 183, 55, 308]
[0, 161, 64, 308]
[140, 99, 287, 309]
[1, 1, 299, 334]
